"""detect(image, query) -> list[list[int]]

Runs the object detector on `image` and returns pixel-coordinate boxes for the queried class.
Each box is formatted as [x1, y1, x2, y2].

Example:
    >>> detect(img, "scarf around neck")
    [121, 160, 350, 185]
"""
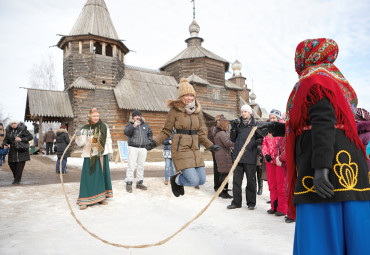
[184, 100, 196, 114]
[285, 38, 366, 219]
[81, 119, 107, 174]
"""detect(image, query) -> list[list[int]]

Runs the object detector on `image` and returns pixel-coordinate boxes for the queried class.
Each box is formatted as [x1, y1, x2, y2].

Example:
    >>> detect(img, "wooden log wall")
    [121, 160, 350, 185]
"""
[63, 41, 124, 89]
[163, 58, 226, 85]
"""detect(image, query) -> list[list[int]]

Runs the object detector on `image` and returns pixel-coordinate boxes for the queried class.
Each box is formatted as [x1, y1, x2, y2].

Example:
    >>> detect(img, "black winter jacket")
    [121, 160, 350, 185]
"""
[272, 98, 370, 205]
[230, 116, 258, 164]
[55, 129, 71, 159]
[3, 122, 32, 163]
[124, 117, 153, 148]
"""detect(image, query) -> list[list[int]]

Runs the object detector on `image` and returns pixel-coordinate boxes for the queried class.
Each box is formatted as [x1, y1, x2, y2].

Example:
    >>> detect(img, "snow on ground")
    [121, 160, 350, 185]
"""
[0, 157, 295, 255]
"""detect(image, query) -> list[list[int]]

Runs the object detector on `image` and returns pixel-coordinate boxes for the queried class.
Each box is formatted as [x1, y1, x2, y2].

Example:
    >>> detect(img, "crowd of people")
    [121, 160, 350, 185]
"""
[1, 38, 370, 254]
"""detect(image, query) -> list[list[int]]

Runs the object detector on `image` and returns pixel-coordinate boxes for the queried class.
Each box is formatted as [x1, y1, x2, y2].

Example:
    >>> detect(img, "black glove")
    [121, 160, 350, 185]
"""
[265, 154, 272, 162]
[255, 138, 263, 145]
[256, 122, 275, 137]
[313, 168, 334, 199]
[145, 140, 156, 151]
[230, 118, 240, 129]
[209, 144, 221, 152]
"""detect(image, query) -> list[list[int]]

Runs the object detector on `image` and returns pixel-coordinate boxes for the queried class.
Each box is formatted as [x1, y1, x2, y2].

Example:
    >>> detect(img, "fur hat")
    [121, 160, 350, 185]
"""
[132, 109, 142, 117]
[178, 78, 196, 98]
[241, 104, 252, 114]
[9, 119, 19, 125]
[269, 109, 282, 119]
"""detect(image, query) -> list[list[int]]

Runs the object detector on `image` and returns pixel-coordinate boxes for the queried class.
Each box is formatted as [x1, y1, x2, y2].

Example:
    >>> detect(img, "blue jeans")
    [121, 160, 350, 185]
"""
[1, 147, 9, 161]
[56, 158, 68, 173]
[33, 134, 38, 147]
[178, 167, 206, 187]
[164, 158, 175, 180]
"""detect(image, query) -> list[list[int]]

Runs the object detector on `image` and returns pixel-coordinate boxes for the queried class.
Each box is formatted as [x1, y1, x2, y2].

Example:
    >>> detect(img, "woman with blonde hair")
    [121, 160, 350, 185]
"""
[146, 78, 220, 197]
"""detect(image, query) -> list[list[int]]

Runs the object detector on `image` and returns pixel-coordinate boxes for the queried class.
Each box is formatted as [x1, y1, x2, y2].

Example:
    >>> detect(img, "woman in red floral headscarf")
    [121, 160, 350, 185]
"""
[258, 38, 370, 255]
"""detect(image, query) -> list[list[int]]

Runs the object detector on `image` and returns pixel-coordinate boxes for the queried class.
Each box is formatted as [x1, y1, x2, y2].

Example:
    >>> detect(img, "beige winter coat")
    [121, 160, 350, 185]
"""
[75, 123, 113, 158]
[153, 99, 213, 172]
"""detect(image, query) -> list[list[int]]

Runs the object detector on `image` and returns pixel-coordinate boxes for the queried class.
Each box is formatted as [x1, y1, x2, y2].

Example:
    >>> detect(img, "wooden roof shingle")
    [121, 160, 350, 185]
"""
[67, 76, 95, 90]
[160, 44, 230, 71]
[26, 89, 74, 118]
[113, 67, 178, 112]
[69, 0, 119, 40]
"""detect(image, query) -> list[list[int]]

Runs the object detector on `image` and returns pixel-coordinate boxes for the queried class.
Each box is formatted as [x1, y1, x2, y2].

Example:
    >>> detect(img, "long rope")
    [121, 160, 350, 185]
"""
[59, 127, 257, 249]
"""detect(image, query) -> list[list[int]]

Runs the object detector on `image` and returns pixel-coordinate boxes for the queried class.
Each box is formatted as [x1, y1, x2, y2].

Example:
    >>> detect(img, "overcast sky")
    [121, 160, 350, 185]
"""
[0, 0, 369, 122]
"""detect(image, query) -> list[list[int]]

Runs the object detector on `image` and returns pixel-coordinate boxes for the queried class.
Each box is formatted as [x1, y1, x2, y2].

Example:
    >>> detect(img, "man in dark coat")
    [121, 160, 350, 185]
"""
[227, 104, 259, 210]
[124, 109, 153, 192]
[2, 120, 32, 184]
[55, 125, 70, 174]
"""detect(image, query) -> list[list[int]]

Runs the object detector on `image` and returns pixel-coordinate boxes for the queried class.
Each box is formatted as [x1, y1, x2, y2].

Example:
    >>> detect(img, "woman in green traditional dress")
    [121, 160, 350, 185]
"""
[76, 108, 114, 210]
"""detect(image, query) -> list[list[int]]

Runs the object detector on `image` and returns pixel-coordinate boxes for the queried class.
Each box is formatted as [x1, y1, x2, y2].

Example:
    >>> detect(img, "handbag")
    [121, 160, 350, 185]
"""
[15, 141, 30, 152]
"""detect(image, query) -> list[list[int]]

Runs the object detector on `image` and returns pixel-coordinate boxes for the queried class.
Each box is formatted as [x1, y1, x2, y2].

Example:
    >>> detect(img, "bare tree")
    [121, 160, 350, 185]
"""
[0, 103, 10, 126]
[29, 53, 59, 91]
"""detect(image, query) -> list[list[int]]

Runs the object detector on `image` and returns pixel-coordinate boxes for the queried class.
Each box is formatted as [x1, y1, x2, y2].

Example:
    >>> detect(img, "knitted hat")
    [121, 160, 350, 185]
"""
[241, 104, 252, 114]
[132, 109, 142, 117]
[88, 108, 100, 117]
[60, 125, 67, 129]
[269, 109, 282, 119]
[10, 119, 19, 125]
[178, 78, 196, 98]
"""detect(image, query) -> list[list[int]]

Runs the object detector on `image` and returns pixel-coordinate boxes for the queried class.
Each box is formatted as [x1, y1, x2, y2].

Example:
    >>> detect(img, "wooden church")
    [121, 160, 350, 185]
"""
[24, 0, 264, 150]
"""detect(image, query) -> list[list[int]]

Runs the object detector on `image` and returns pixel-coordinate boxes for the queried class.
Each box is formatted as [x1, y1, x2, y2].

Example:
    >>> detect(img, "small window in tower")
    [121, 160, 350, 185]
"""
[213, 89, 220, 100]
[102, 80, 106, 85]
[94, 42, 102, 55]
[106, 44, 113, 57]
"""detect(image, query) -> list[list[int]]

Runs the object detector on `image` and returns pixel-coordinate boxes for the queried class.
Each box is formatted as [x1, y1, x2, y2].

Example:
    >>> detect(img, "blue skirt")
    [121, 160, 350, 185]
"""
[294, 201, 370, 255]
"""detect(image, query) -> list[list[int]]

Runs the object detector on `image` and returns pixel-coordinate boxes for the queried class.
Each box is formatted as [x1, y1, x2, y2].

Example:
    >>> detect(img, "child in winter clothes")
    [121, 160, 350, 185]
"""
[162, 129, 176, 185]
[214, 117, 234, 199]
[275, 113, 294, 223]
[262, 109, 287, 217]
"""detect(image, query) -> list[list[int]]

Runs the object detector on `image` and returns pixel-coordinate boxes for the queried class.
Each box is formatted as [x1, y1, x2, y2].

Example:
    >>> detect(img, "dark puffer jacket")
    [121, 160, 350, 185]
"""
[3, 122, 32, 163]
[124, 117, 153, 148]
[55, 129, 71, 159]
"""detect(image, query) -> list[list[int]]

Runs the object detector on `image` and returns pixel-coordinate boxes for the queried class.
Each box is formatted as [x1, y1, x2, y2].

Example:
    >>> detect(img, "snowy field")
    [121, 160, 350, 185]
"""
[0, 157, 295, 255]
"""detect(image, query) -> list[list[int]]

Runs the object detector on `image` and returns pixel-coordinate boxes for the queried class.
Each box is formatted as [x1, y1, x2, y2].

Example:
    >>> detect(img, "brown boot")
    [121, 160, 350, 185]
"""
[99, 200, 108, 205]
[80, 204, 87, 210]
[164, 180, 169, 185]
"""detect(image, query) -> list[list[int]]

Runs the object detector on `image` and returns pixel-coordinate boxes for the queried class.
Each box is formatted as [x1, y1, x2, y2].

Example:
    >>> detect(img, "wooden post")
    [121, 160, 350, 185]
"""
[38, 116, 43, 152]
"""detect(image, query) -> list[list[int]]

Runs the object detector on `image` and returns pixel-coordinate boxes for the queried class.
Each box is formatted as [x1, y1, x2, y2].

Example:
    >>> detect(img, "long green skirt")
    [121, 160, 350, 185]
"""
[77, 155, 113, 205]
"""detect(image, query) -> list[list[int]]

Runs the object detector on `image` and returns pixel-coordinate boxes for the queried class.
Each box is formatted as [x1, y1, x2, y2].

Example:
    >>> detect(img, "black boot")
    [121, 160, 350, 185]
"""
[126, 182, 133, 193]
[257, 179, 263, 195]
[219, 190, 233, 199]
[170, 174, 184, 197]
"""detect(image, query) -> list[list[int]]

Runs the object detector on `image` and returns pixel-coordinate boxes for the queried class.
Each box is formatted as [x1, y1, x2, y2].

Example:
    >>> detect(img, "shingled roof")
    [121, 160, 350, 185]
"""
[69, 0, 119, 40]
[67, 76, 95, 90]
[160, 44, 229, 72]
[25, 89, 74, 121]
[114, 66, 178, 112]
